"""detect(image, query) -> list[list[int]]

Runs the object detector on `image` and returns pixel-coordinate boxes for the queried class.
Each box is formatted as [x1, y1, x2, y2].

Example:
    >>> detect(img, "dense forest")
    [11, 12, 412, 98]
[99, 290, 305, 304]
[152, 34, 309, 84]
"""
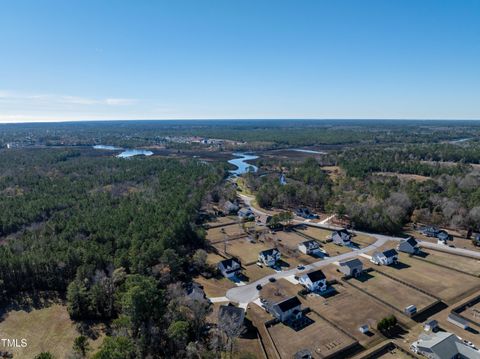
[2, 120, 480, 149]
[0, 148, 225, 358]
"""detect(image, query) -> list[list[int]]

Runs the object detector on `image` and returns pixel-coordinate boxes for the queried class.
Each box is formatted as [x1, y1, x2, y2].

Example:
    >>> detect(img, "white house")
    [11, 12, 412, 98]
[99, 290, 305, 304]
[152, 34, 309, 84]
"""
[299, 269, 327, 292]
[298, 240, 320, 255]
[217, 258, 241, 278]
[331, 229, 352, 245]
[258, 248, 281, 267]
[270, 296, 302, 323]
[370, 249, 398, 266]
[397, 237, 419, 254]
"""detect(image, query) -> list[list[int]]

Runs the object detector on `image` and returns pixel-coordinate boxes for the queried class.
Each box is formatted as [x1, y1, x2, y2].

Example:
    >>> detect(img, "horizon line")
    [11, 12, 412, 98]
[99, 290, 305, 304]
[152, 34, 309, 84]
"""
[2, 117, 480, 125]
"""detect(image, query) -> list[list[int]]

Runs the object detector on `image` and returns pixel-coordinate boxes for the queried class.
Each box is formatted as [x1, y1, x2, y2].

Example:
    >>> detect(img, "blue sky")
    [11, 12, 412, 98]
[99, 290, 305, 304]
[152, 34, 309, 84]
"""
[1, 0, 479, 122]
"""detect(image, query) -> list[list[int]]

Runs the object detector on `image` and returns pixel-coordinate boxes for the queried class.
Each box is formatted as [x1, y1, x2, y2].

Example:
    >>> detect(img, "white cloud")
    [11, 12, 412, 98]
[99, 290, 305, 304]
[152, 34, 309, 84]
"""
[0, 90, 138, 107]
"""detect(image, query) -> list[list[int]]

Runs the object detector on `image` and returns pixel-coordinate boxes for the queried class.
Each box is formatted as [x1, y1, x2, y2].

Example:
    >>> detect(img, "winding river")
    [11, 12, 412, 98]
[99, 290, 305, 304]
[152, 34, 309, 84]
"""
[228, 153, 259, 176]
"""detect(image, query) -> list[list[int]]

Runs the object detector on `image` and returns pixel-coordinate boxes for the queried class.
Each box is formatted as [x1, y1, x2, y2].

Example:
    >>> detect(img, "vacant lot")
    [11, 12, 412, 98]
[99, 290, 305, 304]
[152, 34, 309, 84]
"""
[207, 224, 246, 242]
[275, 230, 309, 249]
[419, 249, 480, 276]
[373, 253, 480, 303]
[268, 311, 356, 359]
[212, 236, 273, 264]
[243, 263, 276, 282]
[0, 304, 104, 359]
[205, 215, 238, 228]
[295, 226, 332, 242]
[307, 283, 394, 347]
[194, 275, 235, 298]
[349, 271, 436, 313]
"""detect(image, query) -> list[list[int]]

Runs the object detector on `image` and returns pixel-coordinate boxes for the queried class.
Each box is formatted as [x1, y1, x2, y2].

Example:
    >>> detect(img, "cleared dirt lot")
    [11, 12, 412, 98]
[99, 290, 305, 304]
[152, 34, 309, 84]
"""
[418, 249, 480, 276]
[348, 271, 436, 313]
[372, 253, 480, 303]
[268, 311, 357, 359]
[307, 283, 395, 347]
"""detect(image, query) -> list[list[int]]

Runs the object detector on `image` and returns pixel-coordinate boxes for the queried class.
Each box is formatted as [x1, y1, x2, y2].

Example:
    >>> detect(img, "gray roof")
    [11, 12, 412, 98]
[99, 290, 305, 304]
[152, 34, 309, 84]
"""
[405, 236, 418, 247]
[416, 331, 480, 359]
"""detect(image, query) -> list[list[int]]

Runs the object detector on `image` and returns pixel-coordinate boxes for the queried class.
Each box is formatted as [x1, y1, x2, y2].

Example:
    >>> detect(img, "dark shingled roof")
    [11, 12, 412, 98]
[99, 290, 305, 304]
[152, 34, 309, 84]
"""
[306, 269, 326, 282]
[383, 249, 398, 258]
[276, 296, 302, 312]
[405, 237, 418, 247]
[260, 248, 279, 256]
[219, 257, 240, 267]
[340, 258, 362, 268]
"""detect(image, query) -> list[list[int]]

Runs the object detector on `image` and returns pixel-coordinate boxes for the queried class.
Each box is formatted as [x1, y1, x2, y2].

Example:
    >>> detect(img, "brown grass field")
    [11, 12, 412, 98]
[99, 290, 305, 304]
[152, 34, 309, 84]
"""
[207, 224, 246, 242]
[0, 304, 104, 359]
[419, 249, 480, 276]
[307, 283, 396, 347]
[349, 271, 437, 313]
[295, 226, 332, 242]
[268, 311, 356, 359]
[212, 236, 273, 264]
[372, 253, 480, 303]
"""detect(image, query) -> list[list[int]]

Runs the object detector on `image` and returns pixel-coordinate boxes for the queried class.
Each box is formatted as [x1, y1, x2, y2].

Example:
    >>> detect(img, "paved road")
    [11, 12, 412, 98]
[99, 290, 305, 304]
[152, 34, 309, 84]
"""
[225, 194, 480, 304]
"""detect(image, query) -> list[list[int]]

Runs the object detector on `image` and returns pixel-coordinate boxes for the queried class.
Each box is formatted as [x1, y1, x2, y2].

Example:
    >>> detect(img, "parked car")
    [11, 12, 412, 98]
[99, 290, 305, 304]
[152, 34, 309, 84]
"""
[256, 284, 262, 290]
[269, 277, 276, 283]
